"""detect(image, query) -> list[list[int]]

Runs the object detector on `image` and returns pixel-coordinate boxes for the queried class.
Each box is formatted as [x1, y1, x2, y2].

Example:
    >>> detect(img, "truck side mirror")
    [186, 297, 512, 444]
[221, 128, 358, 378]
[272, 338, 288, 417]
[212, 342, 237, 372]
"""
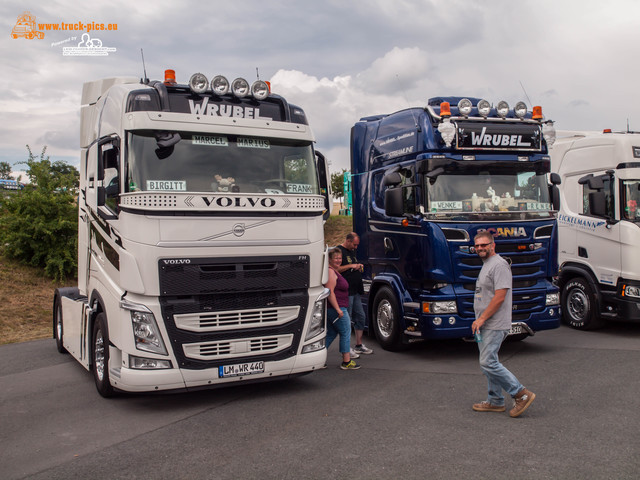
[550, 185, 560, 210]
[550, 172, 561, 185]
[315, 150, 332, 222]
[384, 187, 404, 217]
[588, 192, 607, 217]
[381, 171, 402, 189]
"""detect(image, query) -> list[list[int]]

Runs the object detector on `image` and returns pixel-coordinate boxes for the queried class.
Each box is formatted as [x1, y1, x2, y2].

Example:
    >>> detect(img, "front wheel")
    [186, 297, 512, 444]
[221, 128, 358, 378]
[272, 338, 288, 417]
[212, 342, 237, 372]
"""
[53, 296, 67, 354]
[561, 277, 604, 330]
[372, 287, 407, 351]
[92, 313, 115, 397]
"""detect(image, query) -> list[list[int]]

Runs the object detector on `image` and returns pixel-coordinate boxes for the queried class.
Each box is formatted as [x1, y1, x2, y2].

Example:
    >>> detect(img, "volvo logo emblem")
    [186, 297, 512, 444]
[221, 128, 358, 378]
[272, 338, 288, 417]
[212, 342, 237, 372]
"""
[232, 223, 246, 237]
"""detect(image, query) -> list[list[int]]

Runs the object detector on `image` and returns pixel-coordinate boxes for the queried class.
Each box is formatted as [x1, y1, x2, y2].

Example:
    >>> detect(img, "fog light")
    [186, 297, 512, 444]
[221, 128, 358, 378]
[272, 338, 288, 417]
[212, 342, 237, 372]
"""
[433, 317, 442, 326]
[514, 101, 527, 119]
[302, 338, 325, 353]
[546, 292, 560, 305]
[251, 80, 270, 100]
[549, 309, 555, 316]
[448, 316, 456, 325]
[129, 355, 172, 370]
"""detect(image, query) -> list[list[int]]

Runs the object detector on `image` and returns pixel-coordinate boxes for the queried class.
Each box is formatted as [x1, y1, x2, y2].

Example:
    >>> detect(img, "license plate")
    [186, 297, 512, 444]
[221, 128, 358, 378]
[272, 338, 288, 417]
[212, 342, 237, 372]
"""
[508, 324, 523, 335]
[219, 361, 264, 378]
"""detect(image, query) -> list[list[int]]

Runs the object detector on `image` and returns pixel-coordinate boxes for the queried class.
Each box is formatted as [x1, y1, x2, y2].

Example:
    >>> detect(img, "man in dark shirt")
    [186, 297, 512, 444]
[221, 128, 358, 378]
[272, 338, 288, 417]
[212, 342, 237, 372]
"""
[337, 232, 374, 355]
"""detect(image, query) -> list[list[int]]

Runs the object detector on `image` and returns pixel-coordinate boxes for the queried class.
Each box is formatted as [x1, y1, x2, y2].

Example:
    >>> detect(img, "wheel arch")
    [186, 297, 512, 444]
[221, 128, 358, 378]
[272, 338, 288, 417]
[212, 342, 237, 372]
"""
[558, 262, 603, 304]
[367, 274, 412, 329]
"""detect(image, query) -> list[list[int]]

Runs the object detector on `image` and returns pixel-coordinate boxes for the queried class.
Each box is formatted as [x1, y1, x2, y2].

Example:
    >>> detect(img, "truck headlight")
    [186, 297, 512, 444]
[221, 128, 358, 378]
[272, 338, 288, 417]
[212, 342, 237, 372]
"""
[131, 311, 168, 355]
[624, 285, 640, 299]
[546, 292, 560, 306]
[305, 289, 329, 341]
[423, 301, 458, 314]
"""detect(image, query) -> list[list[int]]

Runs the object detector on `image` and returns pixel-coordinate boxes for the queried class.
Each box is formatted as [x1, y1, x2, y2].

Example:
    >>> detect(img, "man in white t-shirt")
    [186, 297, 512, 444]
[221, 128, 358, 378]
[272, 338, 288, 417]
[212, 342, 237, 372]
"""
[471, 231, 536, 418]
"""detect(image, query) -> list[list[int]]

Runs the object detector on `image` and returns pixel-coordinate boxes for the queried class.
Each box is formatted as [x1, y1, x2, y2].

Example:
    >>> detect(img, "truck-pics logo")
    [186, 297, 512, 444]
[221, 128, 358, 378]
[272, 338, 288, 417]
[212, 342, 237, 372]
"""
[11, 11, 44, 39]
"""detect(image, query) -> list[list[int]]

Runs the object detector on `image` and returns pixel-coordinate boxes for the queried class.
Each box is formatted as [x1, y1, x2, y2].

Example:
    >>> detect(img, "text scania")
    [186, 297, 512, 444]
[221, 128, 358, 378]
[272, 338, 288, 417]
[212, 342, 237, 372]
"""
[472, 127, 531, 147]
[481, 227, 527, 238]
[188, 98, 270, 119]
[201, 196, 277, 208]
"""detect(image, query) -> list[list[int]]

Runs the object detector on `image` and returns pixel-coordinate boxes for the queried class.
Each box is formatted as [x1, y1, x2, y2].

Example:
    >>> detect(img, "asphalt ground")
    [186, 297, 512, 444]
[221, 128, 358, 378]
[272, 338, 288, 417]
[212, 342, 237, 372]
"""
[1, 323, 639, 480]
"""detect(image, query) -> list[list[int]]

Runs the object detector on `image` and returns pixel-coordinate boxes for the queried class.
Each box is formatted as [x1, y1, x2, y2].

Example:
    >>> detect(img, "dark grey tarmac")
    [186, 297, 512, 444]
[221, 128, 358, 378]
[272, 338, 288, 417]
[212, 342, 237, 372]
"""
[1, 324, 639, 479]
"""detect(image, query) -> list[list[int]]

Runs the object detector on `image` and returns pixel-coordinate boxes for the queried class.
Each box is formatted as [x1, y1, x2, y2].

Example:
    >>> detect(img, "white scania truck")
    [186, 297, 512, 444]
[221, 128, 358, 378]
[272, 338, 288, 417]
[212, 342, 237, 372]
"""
[54, 70, 331, 396]
[551, 130, 640, 329]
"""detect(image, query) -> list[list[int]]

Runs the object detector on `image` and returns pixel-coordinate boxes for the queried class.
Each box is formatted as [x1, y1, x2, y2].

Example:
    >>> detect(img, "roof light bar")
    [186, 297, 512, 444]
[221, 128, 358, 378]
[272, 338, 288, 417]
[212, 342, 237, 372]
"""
[251, 80, 270, 100]
[477, 99, 491, 117]
[514, 101, 527, 119]
[211, 75, 230, 96]
[458, 98, 472, 117]
[189, 73, 208, 94]
[231, 78, 250, 98]
[496, 100, 509, 118]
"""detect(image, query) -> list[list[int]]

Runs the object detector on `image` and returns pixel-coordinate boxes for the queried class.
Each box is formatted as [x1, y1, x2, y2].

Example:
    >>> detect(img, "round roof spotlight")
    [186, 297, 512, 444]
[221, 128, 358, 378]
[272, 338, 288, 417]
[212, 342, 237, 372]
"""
[514, 101, 528, 119]
[496, 100, 509, 118]
[458, 98, 473, 117]
[477, 99, 491, 117]
[211, 75, 230, 96]
[189, 73, 209, 94]
[251, 80, 270, 100]
[231, 78, 250, 98]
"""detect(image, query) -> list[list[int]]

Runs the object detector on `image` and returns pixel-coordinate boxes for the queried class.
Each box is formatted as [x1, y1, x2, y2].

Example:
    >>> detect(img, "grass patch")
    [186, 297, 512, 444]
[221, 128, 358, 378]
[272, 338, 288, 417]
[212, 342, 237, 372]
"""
[0, 256, 69, 345]
[324, 215, 353, 247]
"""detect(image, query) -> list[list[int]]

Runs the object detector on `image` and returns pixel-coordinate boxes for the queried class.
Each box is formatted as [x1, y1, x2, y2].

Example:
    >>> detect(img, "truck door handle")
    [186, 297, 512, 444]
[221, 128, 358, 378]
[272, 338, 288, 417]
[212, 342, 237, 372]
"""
[384, 237, 394, 253]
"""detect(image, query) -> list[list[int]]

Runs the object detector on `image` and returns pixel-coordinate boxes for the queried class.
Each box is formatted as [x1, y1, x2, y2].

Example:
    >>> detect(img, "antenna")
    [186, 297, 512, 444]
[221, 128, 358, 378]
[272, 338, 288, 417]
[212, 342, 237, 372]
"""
[396, 74, 421, 131]
[141, 48, 149, 84]
[256, 67, 260, 80]
[627, 118, 630, 133]
[519, 80, 533, 107]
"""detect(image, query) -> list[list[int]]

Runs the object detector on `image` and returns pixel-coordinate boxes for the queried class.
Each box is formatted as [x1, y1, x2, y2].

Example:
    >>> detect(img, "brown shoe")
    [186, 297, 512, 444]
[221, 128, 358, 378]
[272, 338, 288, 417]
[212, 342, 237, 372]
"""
[472, 401, 506, 412]
[510, 388, 536, 417]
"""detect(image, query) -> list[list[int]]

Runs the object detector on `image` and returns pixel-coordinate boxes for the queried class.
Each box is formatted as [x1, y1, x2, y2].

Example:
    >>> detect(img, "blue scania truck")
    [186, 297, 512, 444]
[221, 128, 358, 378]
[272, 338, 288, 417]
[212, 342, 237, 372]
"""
[350, 96, 562, 350]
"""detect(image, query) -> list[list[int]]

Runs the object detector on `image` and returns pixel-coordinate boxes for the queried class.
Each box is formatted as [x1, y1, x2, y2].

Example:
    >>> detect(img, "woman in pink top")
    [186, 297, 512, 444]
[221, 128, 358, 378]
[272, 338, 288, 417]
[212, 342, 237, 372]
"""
[325, 248, 360, 369]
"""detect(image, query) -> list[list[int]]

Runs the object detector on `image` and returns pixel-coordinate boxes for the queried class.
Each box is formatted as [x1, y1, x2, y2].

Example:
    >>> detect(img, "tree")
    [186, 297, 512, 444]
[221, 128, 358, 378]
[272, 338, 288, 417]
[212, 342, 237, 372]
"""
[0, 146, 78, 281]
[0, 161, 12, 180]
[331, 169, 348, 207]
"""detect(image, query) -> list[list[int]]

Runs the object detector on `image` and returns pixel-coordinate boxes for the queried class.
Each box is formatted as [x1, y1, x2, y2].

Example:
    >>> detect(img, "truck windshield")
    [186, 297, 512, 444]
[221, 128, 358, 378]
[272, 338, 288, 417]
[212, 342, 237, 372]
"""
[425, 164, 552, 220]
[622, 180, 640, 222]
[125, 130, 319, 195]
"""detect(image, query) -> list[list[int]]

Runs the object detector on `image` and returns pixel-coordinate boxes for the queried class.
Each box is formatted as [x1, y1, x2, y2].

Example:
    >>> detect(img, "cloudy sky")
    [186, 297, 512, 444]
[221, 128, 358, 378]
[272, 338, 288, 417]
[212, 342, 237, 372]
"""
[1, 0, 638, 176]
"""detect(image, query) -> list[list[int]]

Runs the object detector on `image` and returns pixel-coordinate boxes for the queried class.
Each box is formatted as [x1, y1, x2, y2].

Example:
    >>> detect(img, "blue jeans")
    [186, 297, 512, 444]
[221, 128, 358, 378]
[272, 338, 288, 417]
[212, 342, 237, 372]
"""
[326, 307, 351, 354]
[478, 329, 524, 406]
[348, 294, 366, 331]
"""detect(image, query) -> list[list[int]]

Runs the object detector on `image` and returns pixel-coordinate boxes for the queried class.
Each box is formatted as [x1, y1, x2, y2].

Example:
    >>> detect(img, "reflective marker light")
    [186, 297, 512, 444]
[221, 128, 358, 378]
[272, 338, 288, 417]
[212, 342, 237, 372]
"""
[496, 100, 509, 118]
[458, 98, 472, 116]
[514, 101, 528, 119]
[231, 78, 250, 98]
[251, 80, 270, 100]
[164, 69, 177, 86]
[477, 99, 491, 117]
[189, 73, 208, 94]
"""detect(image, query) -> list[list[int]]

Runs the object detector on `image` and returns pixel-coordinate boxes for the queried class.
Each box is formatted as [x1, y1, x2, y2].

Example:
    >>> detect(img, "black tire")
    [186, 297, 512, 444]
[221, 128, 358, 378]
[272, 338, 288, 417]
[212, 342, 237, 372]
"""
[372, 287, 407, 351]
[53, 296, 67, 354]
[561, 277, 604, 330]
[92, 313, 115, 397]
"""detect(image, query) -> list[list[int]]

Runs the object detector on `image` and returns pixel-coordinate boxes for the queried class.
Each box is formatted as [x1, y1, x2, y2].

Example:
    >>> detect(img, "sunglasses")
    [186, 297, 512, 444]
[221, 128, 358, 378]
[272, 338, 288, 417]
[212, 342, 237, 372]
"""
[474, 242, 493, 248]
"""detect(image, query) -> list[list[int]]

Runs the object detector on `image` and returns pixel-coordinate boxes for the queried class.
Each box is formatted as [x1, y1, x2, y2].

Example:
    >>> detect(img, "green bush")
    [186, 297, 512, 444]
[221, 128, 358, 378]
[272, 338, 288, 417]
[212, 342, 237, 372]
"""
[0, 146, 78, 281]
